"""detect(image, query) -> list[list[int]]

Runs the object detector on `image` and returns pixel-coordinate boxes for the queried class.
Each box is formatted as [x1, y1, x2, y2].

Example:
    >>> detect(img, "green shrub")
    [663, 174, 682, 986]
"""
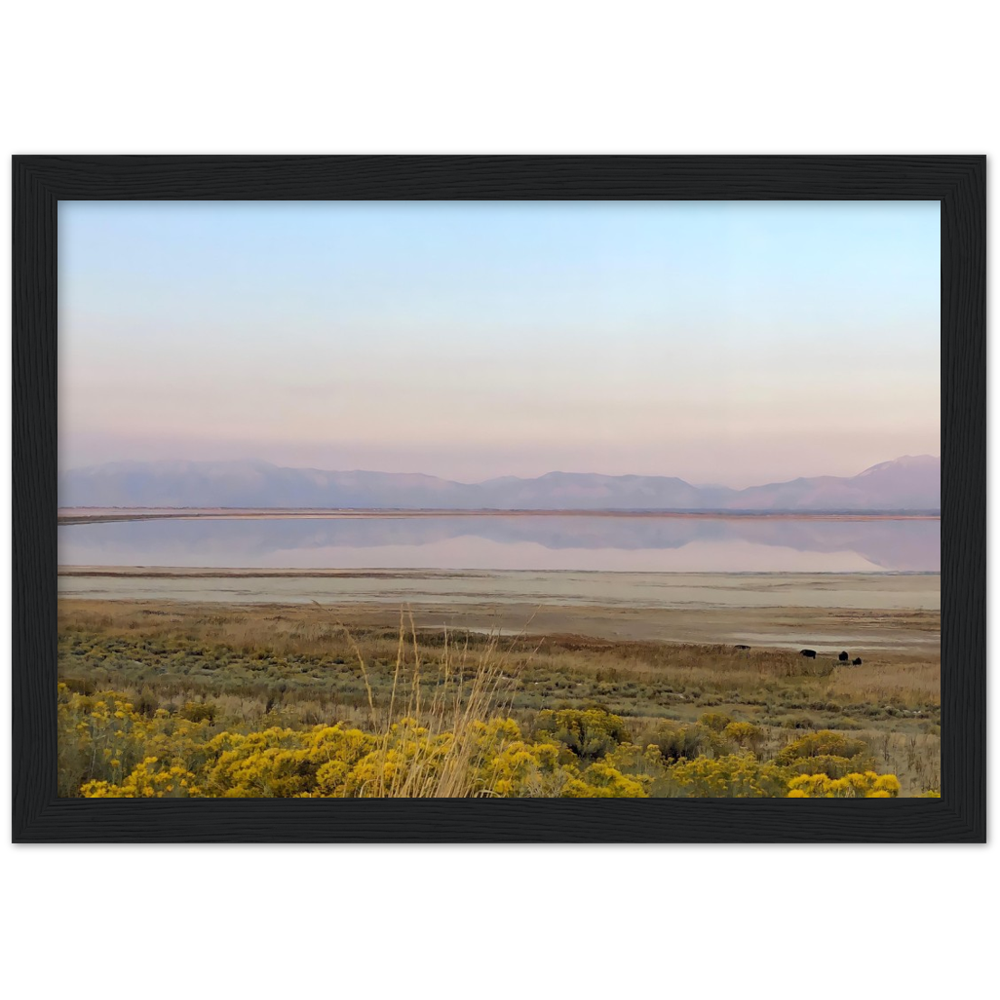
[181, 700, 217, 723]
[533, 708, 629, 761]
[649, 720, 710, 763]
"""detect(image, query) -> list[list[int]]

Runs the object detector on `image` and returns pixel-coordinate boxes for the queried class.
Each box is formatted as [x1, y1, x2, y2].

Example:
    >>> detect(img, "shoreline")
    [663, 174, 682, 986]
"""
[57, 507, 941, 526]
[57, 565, 942, 578]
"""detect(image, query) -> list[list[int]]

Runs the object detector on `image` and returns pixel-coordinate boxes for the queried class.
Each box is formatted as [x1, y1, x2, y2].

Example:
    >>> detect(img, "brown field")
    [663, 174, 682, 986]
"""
[58, 569, 940, 649]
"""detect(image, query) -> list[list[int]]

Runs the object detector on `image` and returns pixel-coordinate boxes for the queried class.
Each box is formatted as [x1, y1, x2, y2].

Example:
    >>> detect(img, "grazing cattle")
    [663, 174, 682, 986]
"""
[800, 649, 817, 658]
[734, 644, 751, 650]
[852, 657, 863, 666]
[838, 651, 849, 662]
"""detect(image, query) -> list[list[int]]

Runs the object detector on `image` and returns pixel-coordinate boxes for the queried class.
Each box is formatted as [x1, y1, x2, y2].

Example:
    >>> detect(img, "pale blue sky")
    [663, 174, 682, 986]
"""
[59, 200, 940, 486]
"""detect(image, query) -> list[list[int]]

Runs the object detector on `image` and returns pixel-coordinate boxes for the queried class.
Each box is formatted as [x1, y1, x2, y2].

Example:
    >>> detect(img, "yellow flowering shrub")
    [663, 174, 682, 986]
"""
[82, 758, 204, 798]
[478, 740, 565, 796]
[58, 686, 151, 793]
[338, 718, 454, 797]
[203, 725, 378, 797]
[666, 753, 791, 798]
[786, 772, 902, 798]
[562, 761, 648, 798]
[62, 688, 903, 800]
[602, 741, 667, 781]
[776, 730, 869, 764]
[783, 753, 869, 779]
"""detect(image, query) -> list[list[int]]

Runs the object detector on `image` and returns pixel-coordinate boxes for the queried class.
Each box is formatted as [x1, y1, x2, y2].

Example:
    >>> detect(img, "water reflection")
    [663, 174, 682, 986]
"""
[57, 514, 940, 573]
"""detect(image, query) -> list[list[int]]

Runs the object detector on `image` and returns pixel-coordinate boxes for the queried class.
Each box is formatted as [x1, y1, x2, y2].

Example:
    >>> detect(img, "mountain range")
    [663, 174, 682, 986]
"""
[59, 455, 941, 512]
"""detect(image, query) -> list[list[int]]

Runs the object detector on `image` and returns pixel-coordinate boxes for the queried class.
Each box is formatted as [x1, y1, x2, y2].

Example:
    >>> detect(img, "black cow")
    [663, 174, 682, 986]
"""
[800, 649, 817, 658]
[852, 657, 863, 666]
[734, 644, 751, 650]
[838, 651, 849, 662]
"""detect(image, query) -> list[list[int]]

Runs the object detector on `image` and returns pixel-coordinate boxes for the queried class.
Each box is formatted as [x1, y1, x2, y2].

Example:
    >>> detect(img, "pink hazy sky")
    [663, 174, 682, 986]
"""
[59, 200, 940, 487]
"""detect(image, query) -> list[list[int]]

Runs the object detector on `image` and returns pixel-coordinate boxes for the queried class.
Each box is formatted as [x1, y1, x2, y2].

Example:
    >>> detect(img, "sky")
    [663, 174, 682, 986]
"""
[58, 200, 940, 488]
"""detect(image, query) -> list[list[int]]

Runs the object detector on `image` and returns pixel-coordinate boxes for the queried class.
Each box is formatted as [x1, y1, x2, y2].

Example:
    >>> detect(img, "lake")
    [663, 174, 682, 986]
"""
[57, 513, 940, 573]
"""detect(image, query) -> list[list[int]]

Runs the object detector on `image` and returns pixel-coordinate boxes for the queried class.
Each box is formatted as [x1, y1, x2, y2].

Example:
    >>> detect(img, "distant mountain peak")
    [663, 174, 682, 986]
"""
[856, 454, 939, 478]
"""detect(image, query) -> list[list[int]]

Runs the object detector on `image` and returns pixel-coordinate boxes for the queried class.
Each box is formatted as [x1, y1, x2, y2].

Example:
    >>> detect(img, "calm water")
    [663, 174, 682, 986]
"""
[57, 514, 940, 573]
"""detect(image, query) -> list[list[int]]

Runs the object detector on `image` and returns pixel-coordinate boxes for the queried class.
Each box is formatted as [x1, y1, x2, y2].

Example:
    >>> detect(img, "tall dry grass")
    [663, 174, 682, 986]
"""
[340, 609, 527, 797]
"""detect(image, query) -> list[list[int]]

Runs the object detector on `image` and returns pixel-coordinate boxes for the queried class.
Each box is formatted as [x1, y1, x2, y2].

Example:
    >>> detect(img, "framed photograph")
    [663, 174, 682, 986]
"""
[12, 155, 984, 842]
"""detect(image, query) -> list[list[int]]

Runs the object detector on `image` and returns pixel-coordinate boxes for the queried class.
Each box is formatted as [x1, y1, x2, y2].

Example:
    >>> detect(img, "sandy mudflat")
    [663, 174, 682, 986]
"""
[57, 568, 939, 653]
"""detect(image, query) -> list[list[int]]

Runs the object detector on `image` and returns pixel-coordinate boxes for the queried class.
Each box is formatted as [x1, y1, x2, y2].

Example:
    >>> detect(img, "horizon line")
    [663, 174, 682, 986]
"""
[62, 453, 942, 490]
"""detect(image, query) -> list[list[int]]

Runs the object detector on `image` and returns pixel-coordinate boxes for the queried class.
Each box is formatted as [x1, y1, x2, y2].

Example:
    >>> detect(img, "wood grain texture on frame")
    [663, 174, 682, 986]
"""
[12, 155, 986, 842]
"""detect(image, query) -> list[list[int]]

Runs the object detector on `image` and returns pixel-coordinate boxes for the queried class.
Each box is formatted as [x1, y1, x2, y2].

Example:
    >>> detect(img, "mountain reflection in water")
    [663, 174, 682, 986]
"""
[58, 514, 940, 573]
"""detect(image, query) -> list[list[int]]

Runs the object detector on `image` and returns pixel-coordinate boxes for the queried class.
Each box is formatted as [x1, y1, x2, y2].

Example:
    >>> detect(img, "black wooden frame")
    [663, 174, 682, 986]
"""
[12, 155, 986, 842]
